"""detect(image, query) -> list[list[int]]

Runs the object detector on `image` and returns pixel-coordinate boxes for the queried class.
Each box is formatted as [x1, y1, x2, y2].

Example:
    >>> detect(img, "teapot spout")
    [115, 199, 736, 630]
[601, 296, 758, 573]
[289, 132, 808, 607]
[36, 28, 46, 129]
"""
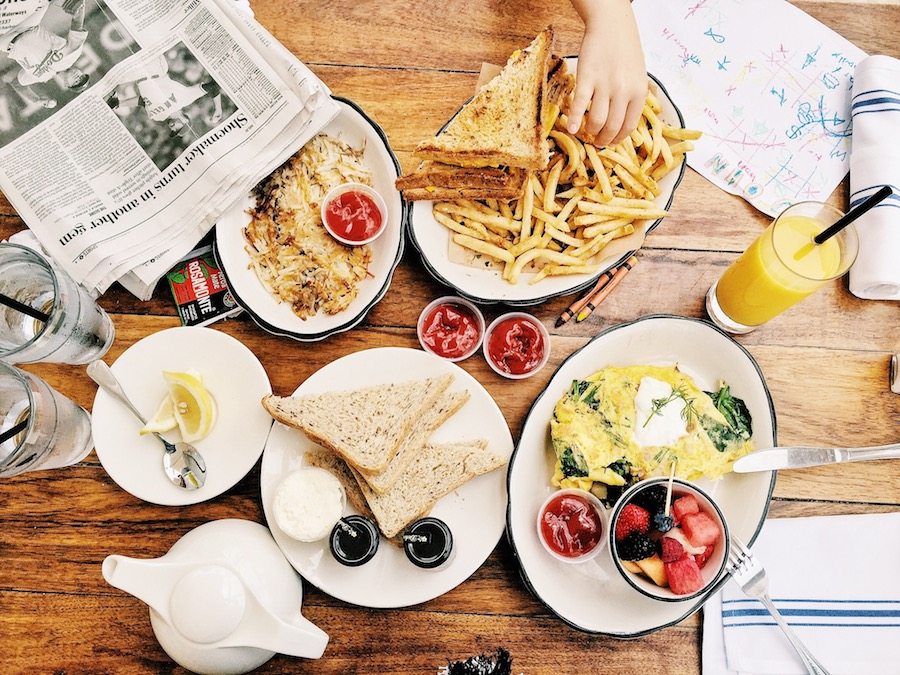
[102, 554, 191, 622]
[247, 613, 329, 659]
[219, 584, 329, 659]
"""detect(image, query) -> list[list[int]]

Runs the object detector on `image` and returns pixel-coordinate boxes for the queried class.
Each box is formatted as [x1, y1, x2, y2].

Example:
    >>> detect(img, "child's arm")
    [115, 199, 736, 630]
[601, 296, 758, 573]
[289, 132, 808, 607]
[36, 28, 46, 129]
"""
[567, 0, 647, 146]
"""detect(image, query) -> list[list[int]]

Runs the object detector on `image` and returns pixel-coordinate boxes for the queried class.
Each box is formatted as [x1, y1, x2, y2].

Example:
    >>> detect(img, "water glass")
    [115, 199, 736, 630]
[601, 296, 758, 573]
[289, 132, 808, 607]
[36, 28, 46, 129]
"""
[0, 362, 93, 477]
[706, 202, 859, 334]
[0, 243, 115, 364]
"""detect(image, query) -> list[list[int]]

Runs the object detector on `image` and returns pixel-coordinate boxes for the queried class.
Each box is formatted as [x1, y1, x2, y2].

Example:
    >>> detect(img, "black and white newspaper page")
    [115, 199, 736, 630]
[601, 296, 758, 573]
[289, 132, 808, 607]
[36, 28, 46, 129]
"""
[0, 0, 339, 298]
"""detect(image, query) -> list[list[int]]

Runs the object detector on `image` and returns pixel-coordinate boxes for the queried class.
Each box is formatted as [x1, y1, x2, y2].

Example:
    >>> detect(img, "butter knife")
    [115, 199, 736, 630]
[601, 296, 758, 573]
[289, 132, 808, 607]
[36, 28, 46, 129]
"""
[732, 442, 900, 473]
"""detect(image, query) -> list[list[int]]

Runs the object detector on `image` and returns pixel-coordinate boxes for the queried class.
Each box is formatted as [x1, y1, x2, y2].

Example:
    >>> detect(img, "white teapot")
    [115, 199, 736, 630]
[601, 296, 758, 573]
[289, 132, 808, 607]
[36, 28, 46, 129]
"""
[102, 519, 328, 674]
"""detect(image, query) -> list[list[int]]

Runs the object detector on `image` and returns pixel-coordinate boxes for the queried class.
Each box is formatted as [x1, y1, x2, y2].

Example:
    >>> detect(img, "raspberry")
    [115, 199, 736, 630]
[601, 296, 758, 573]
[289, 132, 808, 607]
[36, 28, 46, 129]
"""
[614, 503, 650, 541]
[616, 532, 655, 561]
[659, 536, 684, 563]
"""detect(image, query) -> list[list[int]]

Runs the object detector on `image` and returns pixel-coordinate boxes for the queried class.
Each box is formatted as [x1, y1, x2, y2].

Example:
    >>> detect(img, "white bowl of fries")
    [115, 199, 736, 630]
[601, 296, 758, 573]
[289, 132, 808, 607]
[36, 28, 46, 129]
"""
[409, 67, 698, 306]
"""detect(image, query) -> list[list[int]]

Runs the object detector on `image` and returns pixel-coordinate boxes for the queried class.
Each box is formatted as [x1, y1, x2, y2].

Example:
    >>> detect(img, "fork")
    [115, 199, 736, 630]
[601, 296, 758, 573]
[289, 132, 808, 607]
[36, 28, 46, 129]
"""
[727, 537, 832, 675]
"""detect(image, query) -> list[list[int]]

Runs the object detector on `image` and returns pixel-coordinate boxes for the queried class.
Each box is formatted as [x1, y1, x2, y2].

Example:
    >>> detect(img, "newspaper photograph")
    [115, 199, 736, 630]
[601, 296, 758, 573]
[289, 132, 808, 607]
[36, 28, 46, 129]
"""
[0, 0, 339, 298]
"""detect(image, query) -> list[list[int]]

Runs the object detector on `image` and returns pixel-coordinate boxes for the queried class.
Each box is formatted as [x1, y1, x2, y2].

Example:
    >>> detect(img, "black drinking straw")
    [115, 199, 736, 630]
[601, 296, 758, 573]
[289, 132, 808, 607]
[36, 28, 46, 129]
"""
[0, 418, 28, 445]
[813, 185, 893, 245]
[0, 292, 50, 323]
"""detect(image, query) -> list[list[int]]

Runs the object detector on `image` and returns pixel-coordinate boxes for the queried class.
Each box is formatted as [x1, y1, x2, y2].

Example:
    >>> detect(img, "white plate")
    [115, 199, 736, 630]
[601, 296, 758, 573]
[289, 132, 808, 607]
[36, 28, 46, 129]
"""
[408, 65, 687, 306]
[215, 97, 406, 341]
[92, 327, 273, 506]
[507, 315, 777, 636]
[259, 347, 514, 608]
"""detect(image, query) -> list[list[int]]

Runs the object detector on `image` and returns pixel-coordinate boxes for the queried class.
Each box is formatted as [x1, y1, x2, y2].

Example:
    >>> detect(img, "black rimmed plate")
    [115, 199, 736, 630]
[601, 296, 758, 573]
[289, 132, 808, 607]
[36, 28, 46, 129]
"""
[214, 96, 406, 342]
[408, 65, 687, 306]
[506, 315, 777, 636]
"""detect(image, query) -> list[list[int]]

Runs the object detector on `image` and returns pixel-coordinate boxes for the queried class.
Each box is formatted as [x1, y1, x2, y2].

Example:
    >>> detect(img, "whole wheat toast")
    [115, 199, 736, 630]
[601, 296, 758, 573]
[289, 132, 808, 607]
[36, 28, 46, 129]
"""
[348, 439, 506, 538]
[261, 374, 453, 473]
[414, 28, 553, 170]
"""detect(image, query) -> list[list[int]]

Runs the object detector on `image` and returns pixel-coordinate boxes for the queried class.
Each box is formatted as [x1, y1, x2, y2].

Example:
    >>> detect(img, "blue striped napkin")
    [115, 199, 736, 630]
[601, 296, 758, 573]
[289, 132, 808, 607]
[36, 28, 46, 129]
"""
[702, 512, 900, 675]
[848, 55, 900, 301]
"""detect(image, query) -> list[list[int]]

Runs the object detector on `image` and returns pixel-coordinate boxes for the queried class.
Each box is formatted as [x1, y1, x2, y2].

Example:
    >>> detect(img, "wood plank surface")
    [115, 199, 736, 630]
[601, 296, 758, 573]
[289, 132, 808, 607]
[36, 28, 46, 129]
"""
[1, 0, 899, 673]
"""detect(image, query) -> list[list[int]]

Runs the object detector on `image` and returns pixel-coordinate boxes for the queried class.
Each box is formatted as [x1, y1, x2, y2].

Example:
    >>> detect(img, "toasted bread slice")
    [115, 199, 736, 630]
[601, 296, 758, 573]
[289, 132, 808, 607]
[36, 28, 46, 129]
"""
[397, 163, 527, 201]
[396, 162, 525, 190]
[261, 374, 453, 473]
[414, 28, 553, 170]
[358, 389, 470, 494]
[402, 183, 526, 202]
[350, 439, 507, 538]
[304, 449, 374, 520]
[546, 56, 575, 110]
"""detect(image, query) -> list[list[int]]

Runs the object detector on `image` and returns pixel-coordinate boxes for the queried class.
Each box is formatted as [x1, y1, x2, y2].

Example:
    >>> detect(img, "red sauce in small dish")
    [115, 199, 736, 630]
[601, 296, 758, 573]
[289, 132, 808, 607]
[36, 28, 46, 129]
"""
[324, 190, 383, 243]
[486, 317, 545, 375]
[420, 303, 481, 359]
[540, 493, 604, 558]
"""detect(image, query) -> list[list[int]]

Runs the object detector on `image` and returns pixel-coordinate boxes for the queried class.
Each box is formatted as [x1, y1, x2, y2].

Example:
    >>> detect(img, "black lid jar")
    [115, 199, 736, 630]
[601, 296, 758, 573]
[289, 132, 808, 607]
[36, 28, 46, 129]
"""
[403, 517, 454, 569]
[329, 516, 379, 567]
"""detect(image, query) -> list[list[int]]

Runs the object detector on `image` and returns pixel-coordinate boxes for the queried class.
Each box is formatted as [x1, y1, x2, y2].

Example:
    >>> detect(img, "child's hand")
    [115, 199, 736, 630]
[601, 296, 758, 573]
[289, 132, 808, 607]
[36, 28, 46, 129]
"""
[567, 1, 647, 147]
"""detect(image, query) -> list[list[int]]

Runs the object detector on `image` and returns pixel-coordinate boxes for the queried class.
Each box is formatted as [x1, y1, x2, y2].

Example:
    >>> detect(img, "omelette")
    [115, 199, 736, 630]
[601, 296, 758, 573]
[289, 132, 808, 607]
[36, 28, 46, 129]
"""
[550, 365, 754, 494]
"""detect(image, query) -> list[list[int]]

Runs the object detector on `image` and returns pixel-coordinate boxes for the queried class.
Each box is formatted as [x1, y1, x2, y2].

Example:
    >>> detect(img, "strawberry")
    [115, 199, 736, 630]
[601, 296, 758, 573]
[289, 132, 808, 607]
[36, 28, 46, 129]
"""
[659, 536, 685, 563]
[681, 512, 721, 547]
[672, 495, 700, 524]
[665, 556, 705, 595]
[693, 545, 715, 569]
[614, 504, 650, 541]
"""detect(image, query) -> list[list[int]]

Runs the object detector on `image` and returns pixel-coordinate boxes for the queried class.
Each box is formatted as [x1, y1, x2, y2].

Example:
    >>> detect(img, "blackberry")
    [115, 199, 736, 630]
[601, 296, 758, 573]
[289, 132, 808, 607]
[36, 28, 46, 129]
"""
[632, 484, 667, 515]
[653, 513, 674, 533]
[616, 532, 655, 561]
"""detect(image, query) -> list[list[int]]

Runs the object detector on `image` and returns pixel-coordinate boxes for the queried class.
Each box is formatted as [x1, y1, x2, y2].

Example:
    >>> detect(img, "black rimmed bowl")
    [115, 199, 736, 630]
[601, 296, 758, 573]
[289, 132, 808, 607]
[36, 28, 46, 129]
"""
[609, 478, 730, 603]
[407, 66, 687, 307]
[506, 314, 776, 637]
[214, 96, 406, 342]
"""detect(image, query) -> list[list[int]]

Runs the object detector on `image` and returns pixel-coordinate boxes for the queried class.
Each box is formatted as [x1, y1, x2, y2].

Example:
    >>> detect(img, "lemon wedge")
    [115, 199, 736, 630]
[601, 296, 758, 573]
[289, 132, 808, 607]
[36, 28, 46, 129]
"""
[162, 370, 216, 443]
[139, 395, 177, 435]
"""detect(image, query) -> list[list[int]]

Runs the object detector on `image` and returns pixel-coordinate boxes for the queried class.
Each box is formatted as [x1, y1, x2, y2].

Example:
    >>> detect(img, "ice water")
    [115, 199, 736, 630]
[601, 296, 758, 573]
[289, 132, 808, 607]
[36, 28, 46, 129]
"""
[0, 364, 93, 477]
[0, 245, 114, 365]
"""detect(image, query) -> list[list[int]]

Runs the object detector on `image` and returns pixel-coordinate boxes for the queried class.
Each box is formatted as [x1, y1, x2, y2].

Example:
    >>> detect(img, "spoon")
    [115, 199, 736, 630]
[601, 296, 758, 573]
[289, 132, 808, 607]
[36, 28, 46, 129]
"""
[87, 361, 207, 490]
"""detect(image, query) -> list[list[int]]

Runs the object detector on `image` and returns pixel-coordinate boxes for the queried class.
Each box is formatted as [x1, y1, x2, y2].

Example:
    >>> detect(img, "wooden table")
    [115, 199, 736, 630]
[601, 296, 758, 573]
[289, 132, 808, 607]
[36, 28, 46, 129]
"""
[2, 1, 899, 672]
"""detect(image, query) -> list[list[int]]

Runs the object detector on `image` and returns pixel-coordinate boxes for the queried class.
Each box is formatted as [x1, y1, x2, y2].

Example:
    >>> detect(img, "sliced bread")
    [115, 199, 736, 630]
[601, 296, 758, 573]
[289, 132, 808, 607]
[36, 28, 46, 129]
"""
[262, 374, 453, 473]
[414, 28, 553, 170]
[351, 439, 506, 538]
[395, 162, 525, 190]
[358, 389, 470, 494]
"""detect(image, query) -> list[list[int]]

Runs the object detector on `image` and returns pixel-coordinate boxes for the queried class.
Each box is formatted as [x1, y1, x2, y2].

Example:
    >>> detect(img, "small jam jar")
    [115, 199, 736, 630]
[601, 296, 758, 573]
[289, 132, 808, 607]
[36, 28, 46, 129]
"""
[329, 516, 379, 567]
[403, 517, 454, 569]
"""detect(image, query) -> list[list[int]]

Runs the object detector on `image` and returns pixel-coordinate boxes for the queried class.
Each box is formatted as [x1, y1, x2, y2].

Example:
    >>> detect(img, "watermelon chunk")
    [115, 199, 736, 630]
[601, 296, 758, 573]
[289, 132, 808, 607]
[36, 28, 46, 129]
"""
[693, 545, 715, 569]
[672, 495, 700, 523]
[665, 556, 705, 595]
[681, 512, 721, 547]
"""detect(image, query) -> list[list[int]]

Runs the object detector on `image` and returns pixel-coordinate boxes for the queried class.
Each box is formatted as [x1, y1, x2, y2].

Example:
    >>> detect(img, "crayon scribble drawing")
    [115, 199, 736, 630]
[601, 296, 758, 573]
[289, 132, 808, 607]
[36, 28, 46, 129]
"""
[633, 0, 866, 216]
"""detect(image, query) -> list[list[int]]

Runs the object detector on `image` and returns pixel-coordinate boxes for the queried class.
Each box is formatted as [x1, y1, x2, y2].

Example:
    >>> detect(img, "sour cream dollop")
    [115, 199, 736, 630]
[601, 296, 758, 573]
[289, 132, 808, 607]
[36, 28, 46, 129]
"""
[633, 377, 689, 448]
[273, 468, 345, 542]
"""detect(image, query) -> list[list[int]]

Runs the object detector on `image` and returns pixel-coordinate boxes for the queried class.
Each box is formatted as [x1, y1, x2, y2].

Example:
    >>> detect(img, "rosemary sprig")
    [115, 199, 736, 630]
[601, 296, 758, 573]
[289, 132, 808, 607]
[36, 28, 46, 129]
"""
[643, 385, 697, 428]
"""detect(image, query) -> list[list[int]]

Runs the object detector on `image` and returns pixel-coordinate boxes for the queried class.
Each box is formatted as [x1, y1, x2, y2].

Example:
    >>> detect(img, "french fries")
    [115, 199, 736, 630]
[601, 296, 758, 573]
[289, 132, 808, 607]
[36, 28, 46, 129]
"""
[432, 88, 701, 285]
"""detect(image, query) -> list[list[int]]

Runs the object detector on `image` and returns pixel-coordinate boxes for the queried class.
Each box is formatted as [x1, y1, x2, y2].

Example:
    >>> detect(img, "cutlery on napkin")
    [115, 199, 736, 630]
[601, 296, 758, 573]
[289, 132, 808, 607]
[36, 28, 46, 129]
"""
[702, 512, 900, 675]
[848, 55, 900, 301]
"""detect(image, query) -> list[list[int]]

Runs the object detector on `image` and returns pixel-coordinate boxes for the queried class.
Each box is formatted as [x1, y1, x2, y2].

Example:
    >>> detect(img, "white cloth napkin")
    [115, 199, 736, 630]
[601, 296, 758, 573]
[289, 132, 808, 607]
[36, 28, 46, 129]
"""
[702, 512, 900, 675]
[848, 55, 900, 301]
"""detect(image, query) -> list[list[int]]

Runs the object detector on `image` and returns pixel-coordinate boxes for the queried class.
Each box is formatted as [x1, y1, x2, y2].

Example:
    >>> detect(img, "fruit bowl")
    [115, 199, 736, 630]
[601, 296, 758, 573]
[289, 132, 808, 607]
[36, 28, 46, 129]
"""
[608, 478, 730, 603]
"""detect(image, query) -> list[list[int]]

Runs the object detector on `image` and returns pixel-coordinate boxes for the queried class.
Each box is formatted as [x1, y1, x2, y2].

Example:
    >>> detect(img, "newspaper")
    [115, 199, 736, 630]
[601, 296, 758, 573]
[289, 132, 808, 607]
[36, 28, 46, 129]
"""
[0, 0, 339, 299]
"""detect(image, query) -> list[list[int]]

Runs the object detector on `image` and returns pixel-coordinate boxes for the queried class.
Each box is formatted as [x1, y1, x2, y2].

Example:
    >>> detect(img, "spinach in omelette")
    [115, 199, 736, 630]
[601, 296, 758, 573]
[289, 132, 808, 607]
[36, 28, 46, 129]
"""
[550, 365, 753, 494]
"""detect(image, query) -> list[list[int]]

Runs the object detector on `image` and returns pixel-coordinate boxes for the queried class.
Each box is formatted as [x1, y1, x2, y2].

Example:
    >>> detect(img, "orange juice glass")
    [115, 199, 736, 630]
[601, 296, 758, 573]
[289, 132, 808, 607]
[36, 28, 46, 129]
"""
[706, 202, 859, 334]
